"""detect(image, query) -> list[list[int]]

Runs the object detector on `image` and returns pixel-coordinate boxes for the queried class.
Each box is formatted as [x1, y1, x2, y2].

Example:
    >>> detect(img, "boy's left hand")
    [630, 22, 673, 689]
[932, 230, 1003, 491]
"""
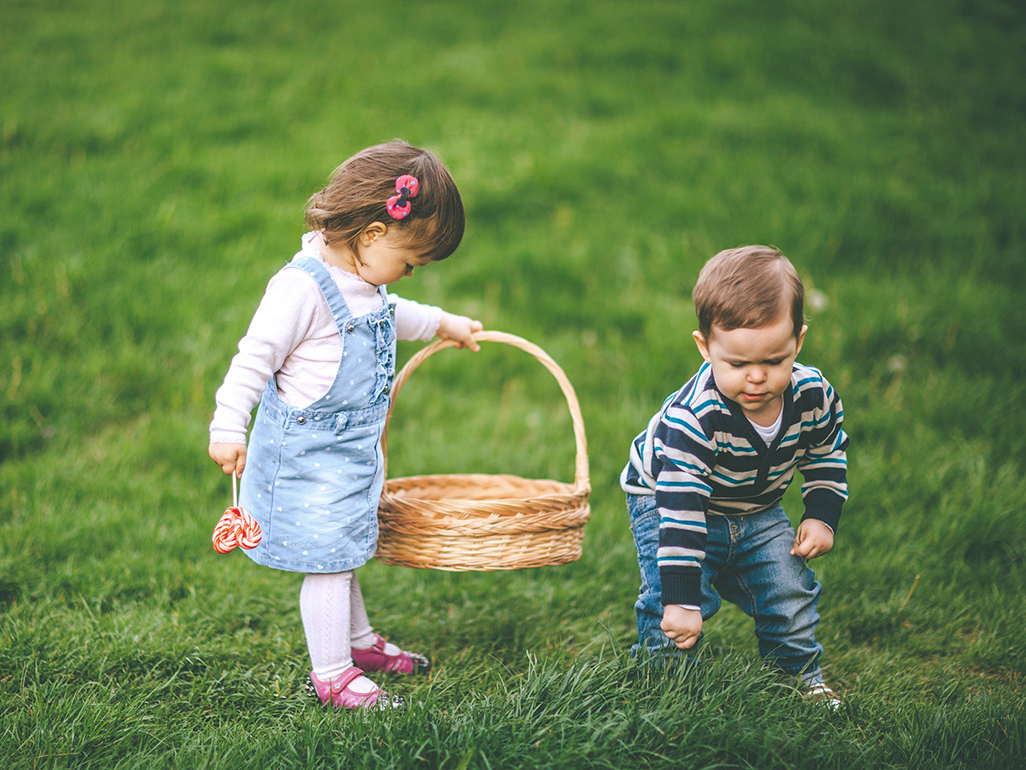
[437, 312, 483, 351]
[791, 519, 834, 559]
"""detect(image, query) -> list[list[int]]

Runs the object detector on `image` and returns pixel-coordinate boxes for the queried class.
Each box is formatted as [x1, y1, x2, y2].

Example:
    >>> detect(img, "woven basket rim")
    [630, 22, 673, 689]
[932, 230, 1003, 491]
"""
[385, 472, 574, 492]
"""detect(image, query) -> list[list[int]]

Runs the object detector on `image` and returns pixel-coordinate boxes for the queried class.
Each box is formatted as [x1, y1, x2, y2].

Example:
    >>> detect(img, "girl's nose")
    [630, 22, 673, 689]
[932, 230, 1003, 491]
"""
[748, 366, 767, 383]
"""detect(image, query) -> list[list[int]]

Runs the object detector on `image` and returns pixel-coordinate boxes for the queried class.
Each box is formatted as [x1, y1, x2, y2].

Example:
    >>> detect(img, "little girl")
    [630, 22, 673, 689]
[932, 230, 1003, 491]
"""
[208, 142, 482, 710]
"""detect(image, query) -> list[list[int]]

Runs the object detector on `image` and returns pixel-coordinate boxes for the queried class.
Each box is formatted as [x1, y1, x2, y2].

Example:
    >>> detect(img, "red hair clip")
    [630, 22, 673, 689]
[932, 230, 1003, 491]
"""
[386, 174, 420, 220]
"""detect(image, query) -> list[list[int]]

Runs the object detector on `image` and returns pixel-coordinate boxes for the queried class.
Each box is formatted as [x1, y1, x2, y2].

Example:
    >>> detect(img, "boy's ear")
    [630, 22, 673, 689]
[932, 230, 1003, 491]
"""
[692, 330, 712, 363]
[795, 324, 808, 356]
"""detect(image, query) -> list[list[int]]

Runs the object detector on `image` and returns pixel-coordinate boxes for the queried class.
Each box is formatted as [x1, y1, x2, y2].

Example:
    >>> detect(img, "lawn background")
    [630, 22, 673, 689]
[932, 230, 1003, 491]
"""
[2, 0, 1025, 768]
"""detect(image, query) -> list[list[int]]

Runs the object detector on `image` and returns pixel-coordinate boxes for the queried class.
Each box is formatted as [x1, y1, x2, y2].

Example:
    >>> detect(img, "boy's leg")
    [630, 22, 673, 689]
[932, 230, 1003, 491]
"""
[627, 494, 722, 663]
[627, 493, 673, 658]
[712, 506, 824, 682]
[627, 493, 679, 661]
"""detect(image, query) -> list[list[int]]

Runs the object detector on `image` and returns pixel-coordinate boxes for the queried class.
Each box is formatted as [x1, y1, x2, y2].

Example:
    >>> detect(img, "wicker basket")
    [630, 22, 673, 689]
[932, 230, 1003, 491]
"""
[376, 331, 590, 571]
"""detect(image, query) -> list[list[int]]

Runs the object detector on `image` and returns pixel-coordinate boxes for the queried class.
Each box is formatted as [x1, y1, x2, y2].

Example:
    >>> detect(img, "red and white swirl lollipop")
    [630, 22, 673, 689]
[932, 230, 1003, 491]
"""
[212, 471, 262, 553]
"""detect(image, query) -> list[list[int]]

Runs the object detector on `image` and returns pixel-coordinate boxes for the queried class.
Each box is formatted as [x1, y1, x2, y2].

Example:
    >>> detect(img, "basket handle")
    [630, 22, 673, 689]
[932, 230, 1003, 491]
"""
[381, 330, 589, 492]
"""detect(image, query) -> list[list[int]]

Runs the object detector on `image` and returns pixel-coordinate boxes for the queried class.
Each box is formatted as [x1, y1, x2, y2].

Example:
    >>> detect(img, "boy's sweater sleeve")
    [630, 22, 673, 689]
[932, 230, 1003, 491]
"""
[797, 372, 849, 533]
[651, 404, 716, 607]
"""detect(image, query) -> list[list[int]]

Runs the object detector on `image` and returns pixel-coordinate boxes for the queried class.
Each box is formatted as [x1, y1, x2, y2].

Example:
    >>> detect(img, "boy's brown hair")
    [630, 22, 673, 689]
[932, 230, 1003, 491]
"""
[304, 141, 465, 263]
[692, 245, 805, 340]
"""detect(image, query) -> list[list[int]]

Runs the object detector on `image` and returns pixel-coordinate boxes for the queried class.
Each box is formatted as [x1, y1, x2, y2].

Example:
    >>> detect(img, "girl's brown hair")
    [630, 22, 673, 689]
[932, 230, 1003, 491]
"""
[304, 141, 465, 263]
[693, 245, 805, 340]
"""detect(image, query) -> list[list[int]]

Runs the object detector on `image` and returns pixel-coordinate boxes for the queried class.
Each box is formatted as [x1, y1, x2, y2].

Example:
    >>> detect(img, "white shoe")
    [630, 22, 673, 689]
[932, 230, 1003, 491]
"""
[804, 681, 843, 710]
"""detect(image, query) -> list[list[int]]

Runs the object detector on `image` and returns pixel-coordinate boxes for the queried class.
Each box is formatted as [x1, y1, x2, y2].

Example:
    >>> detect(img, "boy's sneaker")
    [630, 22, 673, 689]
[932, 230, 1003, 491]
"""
[803, 681, 843, 710]
[352, 634, 431, 675]
[308, 667, 405, 710]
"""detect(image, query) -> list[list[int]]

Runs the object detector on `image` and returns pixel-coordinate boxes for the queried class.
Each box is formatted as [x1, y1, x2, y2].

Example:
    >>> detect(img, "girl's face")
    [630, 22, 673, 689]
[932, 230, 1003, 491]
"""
[333, 223, 432, 286]
[692, 315, 807, 426]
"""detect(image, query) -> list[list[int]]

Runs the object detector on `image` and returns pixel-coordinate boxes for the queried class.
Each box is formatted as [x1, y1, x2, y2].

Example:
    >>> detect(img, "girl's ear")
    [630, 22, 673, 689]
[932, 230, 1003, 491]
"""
[359, 221, 388, 245]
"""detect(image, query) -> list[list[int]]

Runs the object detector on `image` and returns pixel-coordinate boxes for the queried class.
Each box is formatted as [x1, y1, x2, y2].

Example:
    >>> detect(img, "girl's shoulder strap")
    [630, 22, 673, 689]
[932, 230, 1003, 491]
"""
[284, 256, 353, 324]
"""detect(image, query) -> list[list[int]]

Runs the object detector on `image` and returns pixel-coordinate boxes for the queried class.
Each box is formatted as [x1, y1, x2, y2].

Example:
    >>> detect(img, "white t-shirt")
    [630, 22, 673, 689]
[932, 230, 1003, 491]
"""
[747, 407, 783, 445]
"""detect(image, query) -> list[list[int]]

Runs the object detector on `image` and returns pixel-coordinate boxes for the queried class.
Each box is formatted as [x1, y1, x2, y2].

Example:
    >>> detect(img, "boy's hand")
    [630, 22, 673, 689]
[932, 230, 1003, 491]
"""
[791, 519, 834, 559]
[437, 313, 483, 351]
[209, 442, 247, 475]
[661, 605, 703, 650]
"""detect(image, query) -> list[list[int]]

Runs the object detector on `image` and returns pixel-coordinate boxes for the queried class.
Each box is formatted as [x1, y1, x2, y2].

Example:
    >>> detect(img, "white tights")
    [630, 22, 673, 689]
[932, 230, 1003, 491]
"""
[299, 571, 378, 691]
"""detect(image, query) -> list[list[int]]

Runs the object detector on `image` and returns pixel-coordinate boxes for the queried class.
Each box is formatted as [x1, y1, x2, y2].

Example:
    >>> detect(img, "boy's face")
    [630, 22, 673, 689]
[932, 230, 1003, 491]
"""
[693, 315, 807, 427]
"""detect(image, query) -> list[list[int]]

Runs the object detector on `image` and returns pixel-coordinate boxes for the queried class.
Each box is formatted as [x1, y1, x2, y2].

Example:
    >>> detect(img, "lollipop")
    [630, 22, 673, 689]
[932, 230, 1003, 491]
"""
[212, 471, 262, 553]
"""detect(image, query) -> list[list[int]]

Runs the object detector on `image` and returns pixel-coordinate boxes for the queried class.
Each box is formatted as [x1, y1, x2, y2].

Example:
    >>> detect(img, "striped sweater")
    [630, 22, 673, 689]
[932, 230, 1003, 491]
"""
[620, 362, 849, 607]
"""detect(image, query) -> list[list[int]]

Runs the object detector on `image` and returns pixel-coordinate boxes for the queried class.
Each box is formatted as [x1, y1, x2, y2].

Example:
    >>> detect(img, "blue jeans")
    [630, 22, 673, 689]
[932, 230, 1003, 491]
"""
[627, 493, 824, 682]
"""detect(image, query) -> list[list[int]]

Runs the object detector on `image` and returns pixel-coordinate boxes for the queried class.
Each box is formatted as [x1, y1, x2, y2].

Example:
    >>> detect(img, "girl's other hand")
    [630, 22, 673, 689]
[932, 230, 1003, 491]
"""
[437, 313, 483, 351]
[209, 442, 247, 475]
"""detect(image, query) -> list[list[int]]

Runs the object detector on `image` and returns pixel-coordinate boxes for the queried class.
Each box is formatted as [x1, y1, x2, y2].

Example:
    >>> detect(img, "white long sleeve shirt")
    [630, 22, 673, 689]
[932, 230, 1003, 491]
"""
[209, 234, 443, 444]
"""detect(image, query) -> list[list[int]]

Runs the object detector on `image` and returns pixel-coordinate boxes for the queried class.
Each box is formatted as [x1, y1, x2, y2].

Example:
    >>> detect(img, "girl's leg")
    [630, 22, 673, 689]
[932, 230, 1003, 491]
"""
[348, 573, 377, 650]
[348, 572, 431, 674]
[299, 571, 378, 693]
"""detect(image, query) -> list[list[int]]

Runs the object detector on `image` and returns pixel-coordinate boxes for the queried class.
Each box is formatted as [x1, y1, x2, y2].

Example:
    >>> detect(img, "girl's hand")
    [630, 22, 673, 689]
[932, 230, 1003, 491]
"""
[791, 518, 834, 559]
[661, 605, 703, 650]
[437, 313, 483, 351]
[209, 442, 247, 475]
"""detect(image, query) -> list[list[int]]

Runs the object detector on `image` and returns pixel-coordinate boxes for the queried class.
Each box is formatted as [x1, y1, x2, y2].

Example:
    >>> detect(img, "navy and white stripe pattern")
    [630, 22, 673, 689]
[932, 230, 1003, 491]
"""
[621, 362, 849, 606]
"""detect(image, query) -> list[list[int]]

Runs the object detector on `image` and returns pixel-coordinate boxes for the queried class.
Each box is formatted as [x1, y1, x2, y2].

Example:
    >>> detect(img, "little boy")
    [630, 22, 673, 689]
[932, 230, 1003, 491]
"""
[621, 245, 848, 704]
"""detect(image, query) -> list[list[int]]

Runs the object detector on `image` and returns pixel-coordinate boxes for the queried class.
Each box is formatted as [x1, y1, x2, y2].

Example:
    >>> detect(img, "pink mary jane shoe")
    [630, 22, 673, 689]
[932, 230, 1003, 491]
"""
[308, 667, 404, 710]
[351, 634, 431, 675]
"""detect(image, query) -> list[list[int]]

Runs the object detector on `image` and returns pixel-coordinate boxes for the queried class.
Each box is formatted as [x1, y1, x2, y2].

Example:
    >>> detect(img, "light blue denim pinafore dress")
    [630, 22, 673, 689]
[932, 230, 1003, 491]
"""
[238, 256, 396, 573]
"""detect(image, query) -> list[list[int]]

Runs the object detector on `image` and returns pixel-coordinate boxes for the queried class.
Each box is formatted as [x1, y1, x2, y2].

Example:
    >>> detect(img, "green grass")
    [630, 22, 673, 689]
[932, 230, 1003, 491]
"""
[2, 0, 1025, 767]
